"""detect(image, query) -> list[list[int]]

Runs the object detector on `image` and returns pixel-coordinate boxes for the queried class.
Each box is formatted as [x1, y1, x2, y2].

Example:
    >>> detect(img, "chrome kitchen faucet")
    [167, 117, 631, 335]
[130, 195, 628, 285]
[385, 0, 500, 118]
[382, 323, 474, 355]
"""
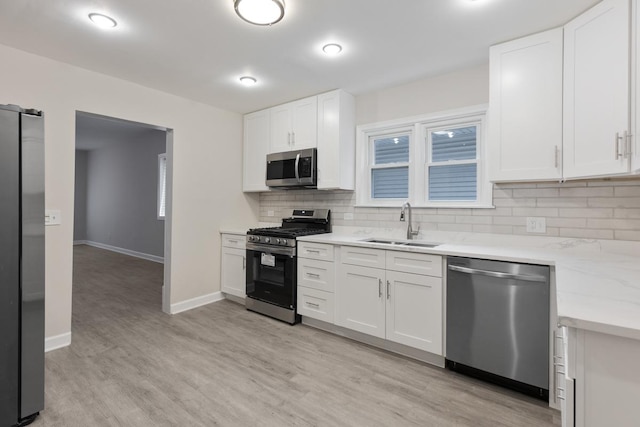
[400, 201, 420, 240]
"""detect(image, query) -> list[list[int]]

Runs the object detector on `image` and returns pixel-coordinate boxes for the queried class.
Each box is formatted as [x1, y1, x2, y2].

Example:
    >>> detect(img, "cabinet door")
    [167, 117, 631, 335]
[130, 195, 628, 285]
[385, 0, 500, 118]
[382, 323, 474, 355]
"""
[385, 271, 442, 354]
[563, 0, 631, 179]
[335, 264, 385, 338]
[221, 247, 246, 298]
[488, 28, 563, 182]
[291, 97, 317, 149]
[317, 90, 355, 190]
[270, 104, 293, 153]
[243, 110, 270, 192]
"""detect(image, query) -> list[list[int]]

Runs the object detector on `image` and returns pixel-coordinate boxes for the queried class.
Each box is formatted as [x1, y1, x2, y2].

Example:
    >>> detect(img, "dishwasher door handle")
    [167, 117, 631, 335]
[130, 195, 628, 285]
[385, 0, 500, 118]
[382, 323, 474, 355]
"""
[448, 265, 548, 282]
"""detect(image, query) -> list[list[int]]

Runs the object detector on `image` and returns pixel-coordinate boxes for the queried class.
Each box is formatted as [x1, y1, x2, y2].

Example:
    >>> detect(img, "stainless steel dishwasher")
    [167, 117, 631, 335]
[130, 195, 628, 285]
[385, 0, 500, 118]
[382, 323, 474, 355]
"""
[446, 257, 550, 400]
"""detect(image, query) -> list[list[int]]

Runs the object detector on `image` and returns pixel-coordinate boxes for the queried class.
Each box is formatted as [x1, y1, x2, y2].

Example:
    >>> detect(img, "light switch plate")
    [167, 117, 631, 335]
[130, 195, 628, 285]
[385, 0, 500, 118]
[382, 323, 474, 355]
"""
[526, 217, 546, 233]
[45, 209, 61, 226]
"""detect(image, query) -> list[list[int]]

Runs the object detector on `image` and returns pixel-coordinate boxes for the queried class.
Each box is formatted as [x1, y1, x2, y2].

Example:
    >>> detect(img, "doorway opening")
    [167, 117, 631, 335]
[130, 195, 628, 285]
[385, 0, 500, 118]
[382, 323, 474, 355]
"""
[73, 111, 173, 316]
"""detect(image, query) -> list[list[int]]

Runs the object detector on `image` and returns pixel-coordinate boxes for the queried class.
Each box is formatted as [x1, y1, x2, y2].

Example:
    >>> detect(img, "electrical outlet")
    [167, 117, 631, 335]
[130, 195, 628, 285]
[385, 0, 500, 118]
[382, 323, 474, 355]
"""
[344, 212, 354, 220]
[267, 210, 275, 217]
[526, 217, 546, 234]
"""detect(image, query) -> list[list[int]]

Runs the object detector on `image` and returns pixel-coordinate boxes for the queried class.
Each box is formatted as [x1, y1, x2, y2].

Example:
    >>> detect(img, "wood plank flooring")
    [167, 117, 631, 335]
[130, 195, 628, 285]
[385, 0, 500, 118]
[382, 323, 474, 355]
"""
[33, 244, 561, 426]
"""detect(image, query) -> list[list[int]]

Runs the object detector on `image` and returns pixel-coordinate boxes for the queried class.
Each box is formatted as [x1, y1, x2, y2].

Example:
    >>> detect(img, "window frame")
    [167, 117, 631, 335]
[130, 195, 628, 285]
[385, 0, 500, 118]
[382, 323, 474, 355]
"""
[157, 153, 167, 220]
[356, 104, 493, 208]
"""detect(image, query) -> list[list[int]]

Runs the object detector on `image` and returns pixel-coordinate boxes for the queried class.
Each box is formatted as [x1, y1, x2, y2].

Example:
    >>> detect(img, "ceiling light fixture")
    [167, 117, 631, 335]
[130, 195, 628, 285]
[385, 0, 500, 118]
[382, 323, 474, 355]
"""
[239, 76, 257, 86]
[234, 0, 285, 26]
[88, 13, 117, 28]
[322, 43, 343, 55]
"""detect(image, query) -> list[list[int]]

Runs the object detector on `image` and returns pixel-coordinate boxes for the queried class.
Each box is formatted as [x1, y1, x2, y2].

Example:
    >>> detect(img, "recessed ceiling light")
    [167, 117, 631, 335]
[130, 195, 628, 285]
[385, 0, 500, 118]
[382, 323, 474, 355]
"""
[234, 0, 285, 26]
[88, 13, 117, 28]
[322, 43, 343, 55]
[239, 76, 257, 86]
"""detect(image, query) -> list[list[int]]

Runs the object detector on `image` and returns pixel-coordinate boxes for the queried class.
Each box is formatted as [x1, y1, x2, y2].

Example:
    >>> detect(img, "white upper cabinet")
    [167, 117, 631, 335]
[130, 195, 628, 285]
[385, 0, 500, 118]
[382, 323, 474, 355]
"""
[317, 90, 356, 190]
[243, 109, 270, 192]
[270, 96, 318, 152]
[488, 28, 563, 182]
[563, 0, 631, 179]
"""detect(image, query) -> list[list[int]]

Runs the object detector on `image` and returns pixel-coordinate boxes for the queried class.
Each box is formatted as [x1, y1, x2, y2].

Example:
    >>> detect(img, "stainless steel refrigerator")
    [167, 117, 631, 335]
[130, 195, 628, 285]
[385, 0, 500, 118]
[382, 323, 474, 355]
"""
[0, 105, 45, 426]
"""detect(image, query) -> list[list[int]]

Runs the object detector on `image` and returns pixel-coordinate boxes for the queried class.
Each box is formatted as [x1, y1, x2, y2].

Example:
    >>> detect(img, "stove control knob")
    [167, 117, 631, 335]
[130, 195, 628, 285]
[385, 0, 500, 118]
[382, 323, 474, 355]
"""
[265, 237, 271, 244]
[282, 239, 288, 246]
[275, 238, 281, 245]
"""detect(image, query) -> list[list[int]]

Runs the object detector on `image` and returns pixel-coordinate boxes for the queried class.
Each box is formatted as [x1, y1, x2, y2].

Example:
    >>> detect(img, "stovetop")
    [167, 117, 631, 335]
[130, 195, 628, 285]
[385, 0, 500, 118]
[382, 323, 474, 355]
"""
[247, 227, 329, 238]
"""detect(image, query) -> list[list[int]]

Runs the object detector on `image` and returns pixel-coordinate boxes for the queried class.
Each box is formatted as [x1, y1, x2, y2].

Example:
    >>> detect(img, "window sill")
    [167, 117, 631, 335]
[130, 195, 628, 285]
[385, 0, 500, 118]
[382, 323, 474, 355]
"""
[355, 203, 496, 209]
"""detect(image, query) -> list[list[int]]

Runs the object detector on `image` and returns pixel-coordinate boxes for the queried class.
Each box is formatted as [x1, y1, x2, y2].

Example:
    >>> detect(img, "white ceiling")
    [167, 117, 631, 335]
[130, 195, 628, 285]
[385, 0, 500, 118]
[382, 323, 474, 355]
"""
[0, 0, 600, 114]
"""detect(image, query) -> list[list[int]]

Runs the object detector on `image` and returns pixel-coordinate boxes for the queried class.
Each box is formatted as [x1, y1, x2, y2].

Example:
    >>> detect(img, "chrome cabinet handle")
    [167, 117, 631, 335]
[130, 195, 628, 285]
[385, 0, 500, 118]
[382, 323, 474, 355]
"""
[386, 280, 390, 299]
[306, 301, 320, 308]
[448, 265, 547, 282]
[625, 132, 633, 158]
[287, 132, 291, 145]
[292, 132, 295, 145]
[306, 249, 320, 254]
[616, 132, 623, 159]
[306, 272, 320, 278]
[378, 279, 382, 297]
[242, 257, 246, 270]
[295, 153, 301, 182]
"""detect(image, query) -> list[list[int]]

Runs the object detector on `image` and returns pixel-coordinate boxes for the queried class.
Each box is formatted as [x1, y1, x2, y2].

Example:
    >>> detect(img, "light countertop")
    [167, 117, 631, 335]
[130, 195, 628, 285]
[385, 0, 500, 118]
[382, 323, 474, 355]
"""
[298, 229, 640, 341]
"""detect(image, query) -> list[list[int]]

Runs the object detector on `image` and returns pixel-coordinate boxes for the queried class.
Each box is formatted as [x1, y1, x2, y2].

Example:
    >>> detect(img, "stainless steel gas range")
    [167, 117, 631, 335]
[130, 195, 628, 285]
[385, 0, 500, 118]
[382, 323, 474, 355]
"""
[245, 209, 331, 324]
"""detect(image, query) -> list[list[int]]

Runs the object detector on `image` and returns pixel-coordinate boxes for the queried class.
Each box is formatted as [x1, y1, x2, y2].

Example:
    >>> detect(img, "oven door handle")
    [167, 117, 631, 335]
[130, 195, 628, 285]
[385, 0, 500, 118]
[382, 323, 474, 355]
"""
[294, 153, 301, 182]
[246, 243, 295, 257]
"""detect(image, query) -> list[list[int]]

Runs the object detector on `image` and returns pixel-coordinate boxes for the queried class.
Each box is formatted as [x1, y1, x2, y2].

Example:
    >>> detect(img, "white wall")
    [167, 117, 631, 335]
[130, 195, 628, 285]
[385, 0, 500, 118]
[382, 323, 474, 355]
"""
[0, 43, 260, 340]
[355, 63, 489, 125]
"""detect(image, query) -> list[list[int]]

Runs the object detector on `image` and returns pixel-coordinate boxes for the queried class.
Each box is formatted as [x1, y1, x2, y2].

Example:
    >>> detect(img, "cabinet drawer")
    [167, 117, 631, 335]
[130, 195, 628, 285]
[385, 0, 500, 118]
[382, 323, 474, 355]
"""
[298, 258, 335, 292]
[298, 241, 334, 260]
[297, 287, 334, 323]
[221, 233, 246, 250]
[386, 251, 442, 277]
[340, 246, 385, 268]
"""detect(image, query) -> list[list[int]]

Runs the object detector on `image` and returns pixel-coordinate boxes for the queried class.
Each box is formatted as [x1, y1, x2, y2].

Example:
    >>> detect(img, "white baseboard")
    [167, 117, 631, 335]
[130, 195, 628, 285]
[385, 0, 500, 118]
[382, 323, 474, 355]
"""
[45, 332, 71, 352]
[73, 240, 87, 245]
[82, 240, 164, 264]
[170, 291, 224, 314]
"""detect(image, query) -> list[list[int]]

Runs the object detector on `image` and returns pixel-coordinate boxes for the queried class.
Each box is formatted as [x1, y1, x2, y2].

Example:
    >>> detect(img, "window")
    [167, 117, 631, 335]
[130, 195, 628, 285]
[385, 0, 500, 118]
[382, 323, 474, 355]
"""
[157, 153, 167, 220]
[426, 124, 478, 201]
[356, 105, 491, 208]
[370, 133, 410, 199]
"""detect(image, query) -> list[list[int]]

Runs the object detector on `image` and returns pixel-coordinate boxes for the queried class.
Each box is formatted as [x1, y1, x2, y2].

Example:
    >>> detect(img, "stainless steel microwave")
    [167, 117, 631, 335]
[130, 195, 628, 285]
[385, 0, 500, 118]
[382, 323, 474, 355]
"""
[266, 148, 317, 188]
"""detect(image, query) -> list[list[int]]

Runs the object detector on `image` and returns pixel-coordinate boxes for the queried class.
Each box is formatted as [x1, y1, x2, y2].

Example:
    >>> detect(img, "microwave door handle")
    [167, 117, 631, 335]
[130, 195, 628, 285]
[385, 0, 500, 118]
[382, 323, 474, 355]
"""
[295, 153, 301, 182]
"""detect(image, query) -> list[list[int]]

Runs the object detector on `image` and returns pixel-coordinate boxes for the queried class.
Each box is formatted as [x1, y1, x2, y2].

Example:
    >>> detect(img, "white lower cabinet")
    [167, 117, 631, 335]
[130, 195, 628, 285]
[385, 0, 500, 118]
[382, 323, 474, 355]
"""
[385, 270, 442, 353]
[297, 242, 336, 323]
[336, 246, 443, 355]
[336, 263, 386, 338]
[220, 233, 246, 298]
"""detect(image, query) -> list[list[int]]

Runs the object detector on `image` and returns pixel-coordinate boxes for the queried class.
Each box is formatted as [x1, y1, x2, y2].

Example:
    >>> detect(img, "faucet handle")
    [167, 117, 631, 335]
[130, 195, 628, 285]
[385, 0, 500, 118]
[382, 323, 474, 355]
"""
[410, 225, 420, 237]
[399, 211, 405, 221]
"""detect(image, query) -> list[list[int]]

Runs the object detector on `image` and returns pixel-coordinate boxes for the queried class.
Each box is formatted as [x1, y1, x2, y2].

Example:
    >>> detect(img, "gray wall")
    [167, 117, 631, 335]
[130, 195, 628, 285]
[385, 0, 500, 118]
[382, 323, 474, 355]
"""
[75, 129, 166, 257]
[73, 150, 88, 241]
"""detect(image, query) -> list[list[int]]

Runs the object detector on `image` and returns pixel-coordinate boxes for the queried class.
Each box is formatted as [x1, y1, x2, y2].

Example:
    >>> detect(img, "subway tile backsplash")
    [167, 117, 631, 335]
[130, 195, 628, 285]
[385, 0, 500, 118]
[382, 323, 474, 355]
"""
[259, 178, 640, 241]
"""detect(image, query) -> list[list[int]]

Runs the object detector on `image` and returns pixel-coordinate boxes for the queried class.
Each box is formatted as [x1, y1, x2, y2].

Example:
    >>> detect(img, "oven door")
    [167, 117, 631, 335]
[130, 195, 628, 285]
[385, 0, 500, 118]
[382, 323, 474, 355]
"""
[266, 148, 316, 187]
[246, 244, 296, 309]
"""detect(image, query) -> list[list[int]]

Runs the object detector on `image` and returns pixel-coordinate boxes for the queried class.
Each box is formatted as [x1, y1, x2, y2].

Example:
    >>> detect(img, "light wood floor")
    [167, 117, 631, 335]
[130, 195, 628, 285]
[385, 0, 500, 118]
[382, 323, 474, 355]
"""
[33, 244, 561, 426]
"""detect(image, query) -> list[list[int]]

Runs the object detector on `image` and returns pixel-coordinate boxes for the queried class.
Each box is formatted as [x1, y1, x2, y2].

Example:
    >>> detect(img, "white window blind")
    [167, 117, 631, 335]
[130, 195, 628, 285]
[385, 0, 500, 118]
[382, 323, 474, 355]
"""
[427, 126, 478, 201]
[371, 134, 409, 199]
[158, 154, 167, 219]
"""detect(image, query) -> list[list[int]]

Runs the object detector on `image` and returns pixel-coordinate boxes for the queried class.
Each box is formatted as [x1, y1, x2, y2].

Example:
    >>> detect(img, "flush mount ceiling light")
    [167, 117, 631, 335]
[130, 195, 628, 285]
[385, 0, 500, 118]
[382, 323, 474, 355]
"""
[234, 0, 285, 26]
[239, 76, 258, 86]
[322, 43, 343, 55]
[88, 13, 117, 28]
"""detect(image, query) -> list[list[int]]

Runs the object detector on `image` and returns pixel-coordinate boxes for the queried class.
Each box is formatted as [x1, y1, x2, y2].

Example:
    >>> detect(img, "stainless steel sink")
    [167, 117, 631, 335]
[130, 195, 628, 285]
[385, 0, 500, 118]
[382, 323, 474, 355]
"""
[361, 238, 440, 248]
